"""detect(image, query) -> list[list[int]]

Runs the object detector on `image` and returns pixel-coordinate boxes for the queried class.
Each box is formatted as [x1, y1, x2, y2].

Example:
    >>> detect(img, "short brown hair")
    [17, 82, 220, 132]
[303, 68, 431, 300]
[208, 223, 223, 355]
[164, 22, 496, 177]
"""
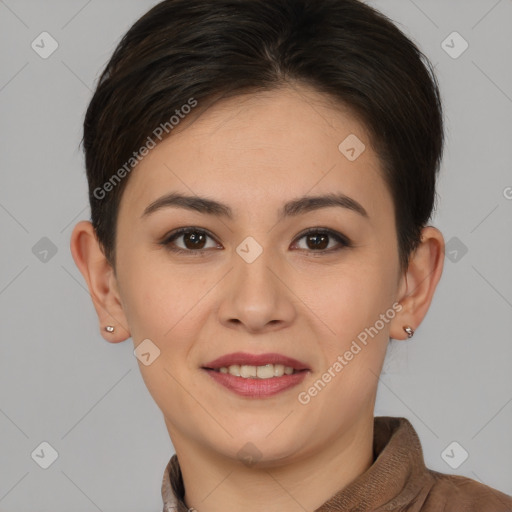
[81, 0, 444, 272]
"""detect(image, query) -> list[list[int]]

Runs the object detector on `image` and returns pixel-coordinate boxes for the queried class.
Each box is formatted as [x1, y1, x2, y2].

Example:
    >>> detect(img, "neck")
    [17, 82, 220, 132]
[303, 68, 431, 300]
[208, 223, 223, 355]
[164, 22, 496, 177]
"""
[168, 414, 375, 512]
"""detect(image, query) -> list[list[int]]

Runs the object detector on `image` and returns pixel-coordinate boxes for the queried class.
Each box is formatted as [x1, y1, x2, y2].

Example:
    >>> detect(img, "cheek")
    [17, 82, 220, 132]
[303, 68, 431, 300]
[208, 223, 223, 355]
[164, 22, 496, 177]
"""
[120, 261, 205, 417]
[312, 266, 390, 335]
[118, 250, 210, 340]
[304, 265, 393, 399]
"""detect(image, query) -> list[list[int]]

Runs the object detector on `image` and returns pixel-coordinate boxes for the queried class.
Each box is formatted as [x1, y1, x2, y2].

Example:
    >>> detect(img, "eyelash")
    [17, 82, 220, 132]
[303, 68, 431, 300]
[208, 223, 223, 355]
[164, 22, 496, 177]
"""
[159, 226, 352, 256]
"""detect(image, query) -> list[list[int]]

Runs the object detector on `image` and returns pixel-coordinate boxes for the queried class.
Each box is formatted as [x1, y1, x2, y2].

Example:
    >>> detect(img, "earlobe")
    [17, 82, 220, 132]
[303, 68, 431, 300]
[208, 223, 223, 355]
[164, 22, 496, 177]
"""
[69, 220, 131, 343]
[390, 226, 445, 340]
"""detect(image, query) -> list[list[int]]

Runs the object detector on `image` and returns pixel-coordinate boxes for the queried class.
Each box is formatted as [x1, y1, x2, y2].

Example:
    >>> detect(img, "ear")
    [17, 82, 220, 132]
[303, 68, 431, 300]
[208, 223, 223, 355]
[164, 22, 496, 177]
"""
[70, 220, 131, 343]
[390, 226, 445, 340]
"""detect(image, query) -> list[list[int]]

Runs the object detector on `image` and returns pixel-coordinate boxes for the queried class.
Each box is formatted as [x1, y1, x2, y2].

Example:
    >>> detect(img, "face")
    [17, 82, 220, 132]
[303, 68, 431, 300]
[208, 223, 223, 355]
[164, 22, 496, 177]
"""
[112, 85, 404, 465]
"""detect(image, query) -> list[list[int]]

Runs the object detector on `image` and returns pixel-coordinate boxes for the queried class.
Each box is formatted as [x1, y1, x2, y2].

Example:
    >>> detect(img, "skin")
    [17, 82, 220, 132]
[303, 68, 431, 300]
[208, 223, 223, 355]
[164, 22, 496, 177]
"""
[70, 84, 444, 512]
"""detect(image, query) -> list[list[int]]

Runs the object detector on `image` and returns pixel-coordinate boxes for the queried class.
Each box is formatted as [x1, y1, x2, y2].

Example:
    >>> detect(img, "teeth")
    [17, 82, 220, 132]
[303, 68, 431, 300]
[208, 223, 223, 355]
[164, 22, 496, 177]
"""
[215, 364, 299, 379]
[240, 365, 257, 378]
[273, 364, 284, 377]
[228, 364, 240, 377]
[257, 364, 274, 379]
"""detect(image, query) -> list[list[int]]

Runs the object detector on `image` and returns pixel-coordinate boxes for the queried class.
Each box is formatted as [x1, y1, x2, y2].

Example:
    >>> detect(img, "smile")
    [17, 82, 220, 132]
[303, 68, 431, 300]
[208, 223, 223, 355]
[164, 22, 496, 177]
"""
[214, 363, 299, 379]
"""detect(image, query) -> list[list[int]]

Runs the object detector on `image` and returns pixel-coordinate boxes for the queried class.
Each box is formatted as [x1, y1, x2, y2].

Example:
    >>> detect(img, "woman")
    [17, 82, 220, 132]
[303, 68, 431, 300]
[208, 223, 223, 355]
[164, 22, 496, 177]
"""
[70, 0, 512, 510]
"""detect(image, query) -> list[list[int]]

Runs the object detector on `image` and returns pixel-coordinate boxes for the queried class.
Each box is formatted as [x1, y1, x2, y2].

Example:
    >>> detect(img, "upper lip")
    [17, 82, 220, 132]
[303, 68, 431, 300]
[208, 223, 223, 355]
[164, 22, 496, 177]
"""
[202, 352, 310, 371]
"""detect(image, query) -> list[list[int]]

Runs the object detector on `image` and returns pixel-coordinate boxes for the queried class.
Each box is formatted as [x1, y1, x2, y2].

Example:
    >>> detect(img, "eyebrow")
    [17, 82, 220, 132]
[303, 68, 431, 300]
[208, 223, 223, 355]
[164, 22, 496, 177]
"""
[141, 191, 369, 220]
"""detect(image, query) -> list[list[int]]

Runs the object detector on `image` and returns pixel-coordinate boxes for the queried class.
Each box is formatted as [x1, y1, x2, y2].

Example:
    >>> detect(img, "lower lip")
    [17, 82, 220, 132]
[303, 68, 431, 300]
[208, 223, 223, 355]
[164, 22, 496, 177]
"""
[202, 369, 309, 398]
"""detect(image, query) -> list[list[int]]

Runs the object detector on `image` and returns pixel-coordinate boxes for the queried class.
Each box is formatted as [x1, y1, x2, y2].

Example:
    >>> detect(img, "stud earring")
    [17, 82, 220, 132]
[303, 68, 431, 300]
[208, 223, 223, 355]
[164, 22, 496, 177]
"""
[105, 325, 115, 333]
[403, 326, 414, 338]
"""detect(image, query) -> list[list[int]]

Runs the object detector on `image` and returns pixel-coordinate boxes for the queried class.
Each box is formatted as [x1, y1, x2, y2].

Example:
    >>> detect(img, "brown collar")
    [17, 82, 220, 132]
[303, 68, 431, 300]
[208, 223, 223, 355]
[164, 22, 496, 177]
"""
[161, 416, 433, 511]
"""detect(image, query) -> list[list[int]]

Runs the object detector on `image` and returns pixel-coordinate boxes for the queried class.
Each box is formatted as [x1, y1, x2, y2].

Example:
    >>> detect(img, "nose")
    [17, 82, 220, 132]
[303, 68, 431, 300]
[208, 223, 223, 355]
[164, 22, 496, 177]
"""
[217, 242, 297, 334]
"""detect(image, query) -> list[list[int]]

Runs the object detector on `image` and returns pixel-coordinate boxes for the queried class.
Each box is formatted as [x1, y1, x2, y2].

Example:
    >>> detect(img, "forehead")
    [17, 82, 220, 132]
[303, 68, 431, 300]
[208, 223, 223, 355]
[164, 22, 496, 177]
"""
[119, 85, 391, 222]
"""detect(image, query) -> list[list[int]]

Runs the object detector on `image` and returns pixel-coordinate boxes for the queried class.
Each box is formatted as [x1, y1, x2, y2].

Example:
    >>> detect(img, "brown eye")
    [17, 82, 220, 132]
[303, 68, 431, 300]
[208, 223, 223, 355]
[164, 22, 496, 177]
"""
[161, 228, 219, 254]
[160, 226, 351, 256]
[293, 228, 351, 252]
[181, 231, 207, 250]
[304, 232, 329, 250]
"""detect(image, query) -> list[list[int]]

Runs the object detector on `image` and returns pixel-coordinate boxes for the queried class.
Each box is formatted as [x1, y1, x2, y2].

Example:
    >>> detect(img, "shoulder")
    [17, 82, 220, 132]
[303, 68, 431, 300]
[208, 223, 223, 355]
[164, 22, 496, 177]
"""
[421, 470, 512, 511]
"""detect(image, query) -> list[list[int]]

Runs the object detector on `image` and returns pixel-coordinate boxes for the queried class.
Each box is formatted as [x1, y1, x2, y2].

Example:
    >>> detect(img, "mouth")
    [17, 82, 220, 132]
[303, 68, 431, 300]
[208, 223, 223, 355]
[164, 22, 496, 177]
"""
[205, 363, 306, 379]
[201, 352, 310, 398]
[202, 352, 310, 376]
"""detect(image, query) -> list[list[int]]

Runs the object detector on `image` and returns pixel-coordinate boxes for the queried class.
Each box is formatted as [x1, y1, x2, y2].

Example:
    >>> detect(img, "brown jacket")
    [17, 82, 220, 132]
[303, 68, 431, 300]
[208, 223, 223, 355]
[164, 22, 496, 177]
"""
[161, 416, 512, 511]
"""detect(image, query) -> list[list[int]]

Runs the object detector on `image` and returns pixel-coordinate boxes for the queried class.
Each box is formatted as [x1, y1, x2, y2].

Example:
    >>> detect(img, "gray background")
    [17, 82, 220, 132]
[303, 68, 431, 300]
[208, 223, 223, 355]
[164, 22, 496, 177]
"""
[1, 0, 511, 510]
